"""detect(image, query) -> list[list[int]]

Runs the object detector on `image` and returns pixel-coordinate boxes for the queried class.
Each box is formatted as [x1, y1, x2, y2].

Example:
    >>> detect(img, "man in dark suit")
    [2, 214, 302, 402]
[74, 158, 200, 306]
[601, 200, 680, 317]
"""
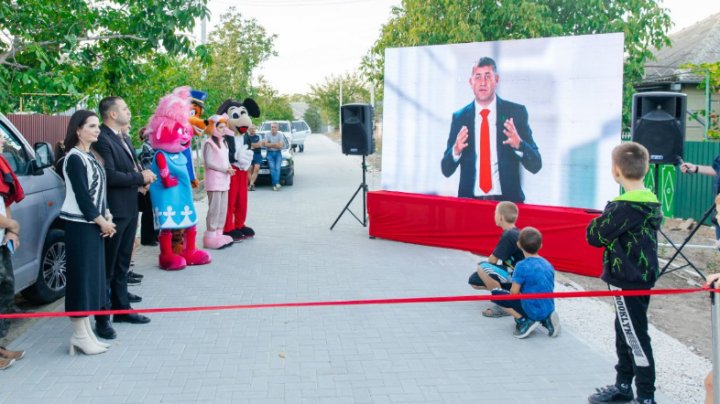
[441, 57, 542, 202]
[92, 97, 156, 339]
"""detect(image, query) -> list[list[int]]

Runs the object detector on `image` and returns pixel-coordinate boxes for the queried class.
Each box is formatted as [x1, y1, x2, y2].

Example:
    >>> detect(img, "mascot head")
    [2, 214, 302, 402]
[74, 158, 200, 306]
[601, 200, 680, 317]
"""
[216, 98, 260, 134]
[147, 86, 194, 153]
[189, 89, 208, 136]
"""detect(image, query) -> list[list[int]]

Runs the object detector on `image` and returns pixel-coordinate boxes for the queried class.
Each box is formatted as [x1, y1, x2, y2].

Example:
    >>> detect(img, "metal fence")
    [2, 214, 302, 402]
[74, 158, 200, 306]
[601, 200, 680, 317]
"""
[675, 141, 720, 222]
[6, 114, 69, 148]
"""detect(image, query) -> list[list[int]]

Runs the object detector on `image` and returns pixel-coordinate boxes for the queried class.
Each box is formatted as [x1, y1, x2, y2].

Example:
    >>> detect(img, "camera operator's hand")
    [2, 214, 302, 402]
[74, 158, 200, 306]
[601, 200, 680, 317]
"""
[705, 273, 720, 288]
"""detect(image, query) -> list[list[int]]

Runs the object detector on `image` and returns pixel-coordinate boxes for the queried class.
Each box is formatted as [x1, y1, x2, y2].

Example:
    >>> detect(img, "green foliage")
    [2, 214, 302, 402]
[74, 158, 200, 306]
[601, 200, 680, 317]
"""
[683, 62, 720, 139]
[362, 0, 672, 130]
[308, 73, 370, 127]
[0, 0, 210, 114]
[303, 105, 324, 133]
[253, 77, 294, 121]
[189, 7, 277, 114]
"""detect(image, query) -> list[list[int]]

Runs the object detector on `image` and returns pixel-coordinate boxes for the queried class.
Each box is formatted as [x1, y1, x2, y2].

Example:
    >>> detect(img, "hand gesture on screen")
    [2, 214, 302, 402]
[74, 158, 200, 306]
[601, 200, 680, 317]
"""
[453, 126, 469, 156]
[502, 118, 522, 149]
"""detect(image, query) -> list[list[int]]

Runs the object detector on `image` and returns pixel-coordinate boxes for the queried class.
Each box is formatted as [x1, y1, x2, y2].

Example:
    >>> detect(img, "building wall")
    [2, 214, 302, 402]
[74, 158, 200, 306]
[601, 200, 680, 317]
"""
[682, 85, 720, 141]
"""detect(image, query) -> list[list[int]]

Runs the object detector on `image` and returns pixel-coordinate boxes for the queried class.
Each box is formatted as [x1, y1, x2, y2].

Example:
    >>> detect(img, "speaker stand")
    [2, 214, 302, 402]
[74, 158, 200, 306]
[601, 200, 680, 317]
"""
[330, 155, 368, 230]
[652, 164, 709, 279]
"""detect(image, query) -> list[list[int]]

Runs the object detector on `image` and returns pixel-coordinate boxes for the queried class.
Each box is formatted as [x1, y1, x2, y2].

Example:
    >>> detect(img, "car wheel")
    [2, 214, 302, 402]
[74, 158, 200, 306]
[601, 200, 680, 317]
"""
[21, 229, 66, 304]
[284, 173, 294, 186]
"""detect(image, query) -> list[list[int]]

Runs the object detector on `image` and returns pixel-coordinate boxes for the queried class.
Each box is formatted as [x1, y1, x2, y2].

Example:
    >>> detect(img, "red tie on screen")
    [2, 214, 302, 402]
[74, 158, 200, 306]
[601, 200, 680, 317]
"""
[479, 109, 492, 193]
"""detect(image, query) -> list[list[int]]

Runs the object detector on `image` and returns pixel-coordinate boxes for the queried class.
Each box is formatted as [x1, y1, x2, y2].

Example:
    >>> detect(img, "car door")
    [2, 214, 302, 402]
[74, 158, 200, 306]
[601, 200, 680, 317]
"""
[0, 119, 50, 291]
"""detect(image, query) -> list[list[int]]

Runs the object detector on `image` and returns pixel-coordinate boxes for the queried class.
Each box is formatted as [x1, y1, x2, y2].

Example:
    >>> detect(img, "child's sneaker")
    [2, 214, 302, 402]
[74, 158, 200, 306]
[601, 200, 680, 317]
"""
[513, 317, 539, 339]
[541, 311, 561, 337]
[588, 384, 634, 403]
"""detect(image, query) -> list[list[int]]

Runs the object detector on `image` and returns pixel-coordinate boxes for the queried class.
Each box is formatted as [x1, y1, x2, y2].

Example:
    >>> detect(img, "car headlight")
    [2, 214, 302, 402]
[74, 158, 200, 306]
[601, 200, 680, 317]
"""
[281, 160, 289, 167]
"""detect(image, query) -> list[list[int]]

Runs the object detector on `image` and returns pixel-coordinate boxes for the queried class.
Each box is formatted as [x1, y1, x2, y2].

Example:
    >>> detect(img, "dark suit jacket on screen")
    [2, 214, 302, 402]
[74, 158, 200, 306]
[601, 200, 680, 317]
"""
[440, 96, 542, 202]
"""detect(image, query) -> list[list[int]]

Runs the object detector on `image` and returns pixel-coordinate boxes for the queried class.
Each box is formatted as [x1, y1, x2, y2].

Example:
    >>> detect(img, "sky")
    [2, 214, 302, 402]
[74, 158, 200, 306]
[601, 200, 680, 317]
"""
[196, 0, 720, 96]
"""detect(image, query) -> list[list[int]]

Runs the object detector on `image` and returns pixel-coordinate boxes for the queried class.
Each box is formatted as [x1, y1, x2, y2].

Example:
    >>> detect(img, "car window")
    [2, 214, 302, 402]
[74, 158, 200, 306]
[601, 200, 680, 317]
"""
[0, 122, 30, 176]
[260, 123, 271, 131]
[292, 122, 307, 132]
[278, 123, 290, 133]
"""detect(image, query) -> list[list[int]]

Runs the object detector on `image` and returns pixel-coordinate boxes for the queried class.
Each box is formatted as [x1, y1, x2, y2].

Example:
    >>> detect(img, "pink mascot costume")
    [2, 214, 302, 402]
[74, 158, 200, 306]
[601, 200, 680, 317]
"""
[147, 86, 212, 270]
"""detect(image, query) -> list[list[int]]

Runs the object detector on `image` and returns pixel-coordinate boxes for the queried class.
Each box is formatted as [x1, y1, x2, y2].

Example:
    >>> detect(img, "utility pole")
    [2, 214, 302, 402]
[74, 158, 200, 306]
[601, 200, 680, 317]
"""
[339, 79, 343, 135]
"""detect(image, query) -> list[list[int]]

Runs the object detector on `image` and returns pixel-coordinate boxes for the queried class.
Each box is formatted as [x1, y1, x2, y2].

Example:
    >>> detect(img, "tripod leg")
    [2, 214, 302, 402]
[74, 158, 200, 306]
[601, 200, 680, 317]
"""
[330, 183, 365, 230]
[661, 203, 716, 278]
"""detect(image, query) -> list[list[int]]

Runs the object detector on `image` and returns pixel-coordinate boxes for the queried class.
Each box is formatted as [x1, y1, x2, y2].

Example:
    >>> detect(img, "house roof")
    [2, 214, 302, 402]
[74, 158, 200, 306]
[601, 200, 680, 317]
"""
[643, 12, 720, 85]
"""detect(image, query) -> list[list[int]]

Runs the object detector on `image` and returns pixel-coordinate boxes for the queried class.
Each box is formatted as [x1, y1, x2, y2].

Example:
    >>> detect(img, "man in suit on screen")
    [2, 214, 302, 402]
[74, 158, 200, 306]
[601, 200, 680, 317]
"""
[441, 57, 542, 202]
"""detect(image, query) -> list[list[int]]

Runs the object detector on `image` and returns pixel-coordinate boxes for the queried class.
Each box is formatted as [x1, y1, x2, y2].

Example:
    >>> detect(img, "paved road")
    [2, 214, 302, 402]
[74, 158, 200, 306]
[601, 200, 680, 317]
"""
[0, 134, 673, 403]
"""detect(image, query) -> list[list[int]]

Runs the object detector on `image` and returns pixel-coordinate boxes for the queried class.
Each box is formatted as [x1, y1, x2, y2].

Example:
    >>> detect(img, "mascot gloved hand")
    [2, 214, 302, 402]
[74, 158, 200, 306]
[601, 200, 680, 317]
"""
[147, 86, 212, 270]
[235, 144, 254, 171]
[216, 98, 261, 240]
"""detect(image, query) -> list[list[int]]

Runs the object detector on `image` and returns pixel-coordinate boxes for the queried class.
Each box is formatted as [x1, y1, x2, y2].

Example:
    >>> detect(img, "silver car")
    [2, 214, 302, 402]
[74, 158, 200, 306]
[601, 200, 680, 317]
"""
[0, 114, 65, 304]
[290, 120, 311, 152]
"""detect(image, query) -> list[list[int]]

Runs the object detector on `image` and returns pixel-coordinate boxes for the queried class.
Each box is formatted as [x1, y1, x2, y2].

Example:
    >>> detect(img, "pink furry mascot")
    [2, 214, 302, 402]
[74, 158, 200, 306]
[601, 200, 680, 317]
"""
[147, 86, 211, 270]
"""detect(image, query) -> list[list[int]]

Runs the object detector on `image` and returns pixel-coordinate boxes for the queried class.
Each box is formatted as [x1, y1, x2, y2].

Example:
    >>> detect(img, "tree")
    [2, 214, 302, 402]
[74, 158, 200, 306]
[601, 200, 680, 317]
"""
[0, 0, 210, 113]
[308, 72, 370, 127]
[362, 0, 672, 129]
[303, 105, 324, 133]
[189, 7, 277, 114]
[252, 77, 294, 121]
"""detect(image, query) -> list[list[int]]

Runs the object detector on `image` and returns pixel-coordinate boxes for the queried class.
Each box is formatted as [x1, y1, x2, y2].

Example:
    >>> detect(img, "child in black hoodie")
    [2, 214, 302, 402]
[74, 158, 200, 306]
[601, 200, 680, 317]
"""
[586, 142, 663, 404]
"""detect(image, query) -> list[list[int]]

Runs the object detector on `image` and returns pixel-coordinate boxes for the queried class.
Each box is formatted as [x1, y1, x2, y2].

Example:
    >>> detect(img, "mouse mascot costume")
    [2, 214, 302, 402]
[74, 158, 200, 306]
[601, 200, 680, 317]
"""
[147, 86, 211, 270]
[216, 99, 259, 241]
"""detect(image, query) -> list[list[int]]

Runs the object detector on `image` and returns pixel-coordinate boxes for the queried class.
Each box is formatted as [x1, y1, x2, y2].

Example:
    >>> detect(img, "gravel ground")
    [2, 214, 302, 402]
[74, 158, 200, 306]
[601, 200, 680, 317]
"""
[555, 274, 710, 404]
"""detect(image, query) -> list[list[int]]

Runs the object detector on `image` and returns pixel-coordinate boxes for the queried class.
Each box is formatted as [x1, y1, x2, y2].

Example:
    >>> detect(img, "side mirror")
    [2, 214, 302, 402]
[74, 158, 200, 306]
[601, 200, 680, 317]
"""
[32, 142, 54, 174]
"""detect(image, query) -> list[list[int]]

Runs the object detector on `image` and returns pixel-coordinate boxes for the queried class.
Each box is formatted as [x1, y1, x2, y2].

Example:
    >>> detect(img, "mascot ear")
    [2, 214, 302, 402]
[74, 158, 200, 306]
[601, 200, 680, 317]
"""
[216, 99, 232, 115]
[243, 98, 261, 118]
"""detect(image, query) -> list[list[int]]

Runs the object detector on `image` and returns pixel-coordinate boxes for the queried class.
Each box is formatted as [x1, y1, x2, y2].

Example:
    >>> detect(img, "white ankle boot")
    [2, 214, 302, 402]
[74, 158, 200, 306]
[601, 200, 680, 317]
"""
[83, 317, 110, 349]
[69, 317, 108, 356]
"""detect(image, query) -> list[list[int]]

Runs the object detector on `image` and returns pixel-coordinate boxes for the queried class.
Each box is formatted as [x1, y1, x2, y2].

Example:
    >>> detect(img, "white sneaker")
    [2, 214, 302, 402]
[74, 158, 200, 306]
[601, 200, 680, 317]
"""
[272, 185, 279, 191]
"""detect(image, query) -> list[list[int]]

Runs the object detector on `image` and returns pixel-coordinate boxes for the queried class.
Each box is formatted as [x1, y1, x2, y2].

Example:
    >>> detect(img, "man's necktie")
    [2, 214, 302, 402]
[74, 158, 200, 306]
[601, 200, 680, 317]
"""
[479, 108, 492, 193]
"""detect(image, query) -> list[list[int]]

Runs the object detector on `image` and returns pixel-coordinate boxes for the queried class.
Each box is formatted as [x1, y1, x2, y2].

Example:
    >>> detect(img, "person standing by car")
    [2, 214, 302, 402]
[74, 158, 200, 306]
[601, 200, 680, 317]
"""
[248, 125, 262, 191]
[92, 97, 155, 340]
[0, 133, 27, 368]
[60, 110, 117, 356]
[265, 123, 284, 191]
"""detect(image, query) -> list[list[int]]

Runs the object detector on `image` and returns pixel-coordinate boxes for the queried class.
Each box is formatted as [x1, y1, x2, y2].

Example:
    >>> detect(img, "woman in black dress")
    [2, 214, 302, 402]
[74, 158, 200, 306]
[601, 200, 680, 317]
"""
[59, 110, 116, 355]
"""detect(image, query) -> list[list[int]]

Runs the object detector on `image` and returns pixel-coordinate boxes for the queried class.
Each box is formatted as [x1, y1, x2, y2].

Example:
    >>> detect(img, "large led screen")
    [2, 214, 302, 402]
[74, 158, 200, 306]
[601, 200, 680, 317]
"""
[381, 33, 624, 209]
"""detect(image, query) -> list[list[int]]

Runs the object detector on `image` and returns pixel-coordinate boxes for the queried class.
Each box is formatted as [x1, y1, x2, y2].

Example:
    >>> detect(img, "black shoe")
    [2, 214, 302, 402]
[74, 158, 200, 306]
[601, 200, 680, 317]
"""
[129, 271, 144, 280]
[127, 293, 142, 303]
[224, 230, 245, 242]
[127, 276, 141, 285]
[113, 313, 151, 324]
[95, 318, 117, 340]
[141, 241, 158, 246]
[588, 384, 634, 403]
[239, 226, 255, 237]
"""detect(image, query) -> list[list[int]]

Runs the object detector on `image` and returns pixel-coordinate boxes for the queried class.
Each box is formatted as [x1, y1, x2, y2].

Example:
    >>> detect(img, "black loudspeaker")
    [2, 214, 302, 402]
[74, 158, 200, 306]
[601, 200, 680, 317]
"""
[631, 92, 686, 165]
[341, 103, 374, 155]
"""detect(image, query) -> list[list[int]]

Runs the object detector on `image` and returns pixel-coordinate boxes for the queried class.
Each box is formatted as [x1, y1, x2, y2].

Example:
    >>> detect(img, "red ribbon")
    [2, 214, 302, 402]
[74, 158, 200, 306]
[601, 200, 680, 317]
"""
[2, 287, 716, 319]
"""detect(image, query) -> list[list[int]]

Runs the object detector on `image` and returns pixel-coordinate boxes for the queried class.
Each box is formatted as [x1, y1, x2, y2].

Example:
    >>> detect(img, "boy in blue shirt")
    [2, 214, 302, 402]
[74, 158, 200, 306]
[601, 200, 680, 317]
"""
[490, 226, 560, 339]
[468, 201, 526, 317]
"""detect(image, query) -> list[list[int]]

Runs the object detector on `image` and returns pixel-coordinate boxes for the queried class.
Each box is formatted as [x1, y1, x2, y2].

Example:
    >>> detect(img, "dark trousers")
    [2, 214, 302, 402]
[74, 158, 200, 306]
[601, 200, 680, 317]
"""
[612, 293, 655, 399]
[0, 247, 14, 337]
[138, 191, 158, 245]
[104, 215, 138, 310]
